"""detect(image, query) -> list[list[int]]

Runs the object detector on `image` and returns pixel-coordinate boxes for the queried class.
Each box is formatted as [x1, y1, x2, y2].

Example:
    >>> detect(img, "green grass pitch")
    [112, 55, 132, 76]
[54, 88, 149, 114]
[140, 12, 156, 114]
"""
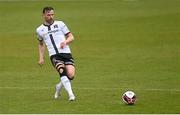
[0, 0, 180, 113]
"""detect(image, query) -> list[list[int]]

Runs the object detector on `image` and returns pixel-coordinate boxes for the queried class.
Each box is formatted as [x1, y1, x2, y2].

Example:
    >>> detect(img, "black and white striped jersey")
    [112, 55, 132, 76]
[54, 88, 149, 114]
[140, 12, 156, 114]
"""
[36, 21, 71, 56]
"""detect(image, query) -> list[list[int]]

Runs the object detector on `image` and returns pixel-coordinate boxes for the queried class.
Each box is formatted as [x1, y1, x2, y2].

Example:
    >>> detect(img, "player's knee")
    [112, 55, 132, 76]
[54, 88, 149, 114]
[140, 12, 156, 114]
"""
[68, 72, 75, 78]
[68, 75, 74, 80]
[56, 62, 64, 72]
[55, 62, 67, 76]
[59, 68, 64, 74]
[67, 71, 75, 80]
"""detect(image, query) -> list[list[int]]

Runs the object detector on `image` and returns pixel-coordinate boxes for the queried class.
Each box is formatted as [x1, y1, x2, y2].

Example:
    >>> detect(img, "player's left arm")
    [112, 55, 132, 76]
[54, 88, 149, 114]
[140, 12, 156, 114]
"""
[60, 32, 74, 49]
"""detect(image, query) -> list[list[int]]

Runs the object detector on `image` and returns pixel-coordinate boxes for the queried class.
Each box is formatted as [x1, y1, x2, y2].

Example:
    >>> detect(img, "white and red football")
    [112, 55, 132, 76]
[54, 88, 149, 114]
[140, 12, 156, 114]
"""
[122, 91, 136, 105]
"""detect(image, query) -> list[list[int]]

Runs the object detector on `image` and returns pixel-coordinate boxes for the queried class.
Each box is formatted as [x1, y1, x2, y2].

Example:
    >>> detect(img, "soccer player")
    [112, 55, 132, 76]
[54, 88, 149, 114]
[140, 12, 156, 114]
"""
[36, 6, 75, 101]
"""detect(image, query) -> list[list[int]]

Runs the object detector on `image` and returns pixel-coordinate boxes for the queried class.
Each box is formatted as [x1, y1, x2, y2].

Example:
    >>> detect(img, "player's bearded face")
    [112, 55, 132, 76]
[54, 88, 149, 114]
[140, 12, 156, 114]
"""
[44, 10, 54, 24]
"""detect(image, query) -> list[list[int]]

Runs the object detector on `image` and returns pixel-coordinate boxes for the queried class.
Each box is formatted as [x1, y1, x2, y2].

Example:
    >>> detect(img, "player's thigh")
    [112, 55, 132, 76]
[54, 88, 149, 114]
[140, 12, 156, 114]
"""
[66, 65, 75, 78]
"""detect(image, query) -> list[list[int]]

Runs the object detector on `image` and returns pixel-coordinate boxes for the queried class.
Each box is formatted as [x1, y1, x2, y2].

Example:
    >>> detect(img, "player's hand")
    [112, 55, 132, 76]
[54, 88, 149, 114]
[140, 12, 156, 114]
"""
[38, 59, 44, 66]
[60, 41, 66, 49]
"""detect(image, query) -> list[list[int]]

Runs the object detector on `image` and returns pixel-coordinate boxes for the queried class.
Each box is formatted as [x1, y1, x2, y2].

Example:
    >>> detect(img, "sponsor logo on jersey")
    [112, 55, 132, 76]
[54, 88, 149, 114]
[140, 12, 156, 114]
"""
[42, 29, 59, 37]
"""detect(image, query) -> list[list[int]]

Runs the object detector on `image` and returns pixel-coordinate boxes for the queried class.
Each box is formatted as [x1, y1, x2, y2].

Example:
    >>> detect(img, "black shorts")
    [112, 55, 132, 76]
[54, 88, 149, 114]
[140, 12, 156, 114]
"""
[50, 53, 75, 67]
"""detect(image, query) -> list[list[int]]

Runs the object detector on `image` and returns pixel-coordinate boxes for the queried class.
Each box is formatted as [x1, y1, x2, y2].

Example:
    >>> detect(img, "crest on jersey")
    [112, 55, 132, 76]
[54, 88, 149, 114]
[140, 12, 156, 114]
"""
[54, 25, 58, 28]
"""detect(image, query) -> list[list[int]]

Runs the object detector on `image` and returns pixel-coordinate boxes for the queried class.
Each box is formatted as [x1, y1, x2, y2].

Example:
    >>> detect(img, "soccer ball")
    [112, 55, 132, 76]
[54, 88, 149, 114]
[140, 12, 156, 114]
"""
[122, 91, 136, 105]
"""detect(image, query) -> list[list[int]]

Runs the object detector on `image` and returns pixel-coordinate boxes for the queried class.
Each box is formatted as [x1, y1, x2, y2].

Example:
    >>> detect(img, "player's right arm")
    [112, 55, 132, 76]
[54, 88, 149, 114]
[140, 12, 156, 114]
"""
[38, 41, 45, 66]
[36, 27, 45, 66]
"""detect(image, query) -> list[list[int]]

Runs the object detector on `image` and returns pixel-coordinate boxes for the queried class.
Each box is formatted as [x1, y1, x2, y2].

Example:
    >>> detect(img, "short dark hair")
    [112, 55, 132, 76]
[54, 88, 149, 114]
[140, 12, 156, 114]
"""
[42, 6, 54, 13]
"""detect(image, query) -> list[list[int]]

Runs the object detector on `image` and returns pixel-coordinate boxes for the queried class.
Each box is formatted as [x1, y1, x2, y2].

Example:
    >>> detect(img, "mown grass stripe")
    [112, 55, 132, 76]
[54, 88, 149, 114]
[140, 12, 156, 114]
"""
[0, 86, 180, 92]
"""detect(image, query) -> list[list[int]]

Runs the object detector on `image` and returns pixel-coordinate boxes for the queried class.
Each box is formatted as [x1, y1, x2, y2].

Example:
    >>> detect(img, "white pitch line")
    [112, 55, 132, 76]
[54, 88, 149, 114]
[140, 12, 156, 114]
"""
[0, 86, 180, 92]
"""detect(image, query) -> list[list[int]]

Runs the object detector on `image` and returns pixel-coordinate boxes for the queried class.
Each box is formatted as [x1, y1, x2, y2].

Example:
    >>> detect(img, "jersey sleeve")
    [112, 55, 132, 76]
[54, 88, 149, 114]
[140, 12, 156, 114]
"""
[36, 29, 43, 41]
[60, 21, 70, 35]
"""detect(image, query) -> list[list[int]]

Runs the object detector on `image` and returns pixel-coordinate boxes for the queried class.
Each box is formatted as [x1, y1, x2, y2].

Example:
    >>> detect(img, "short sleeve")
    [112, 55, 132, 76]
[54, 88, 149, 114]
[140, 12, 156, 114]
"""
[60, 21, 70, 35]
[36, 29, 43, 41]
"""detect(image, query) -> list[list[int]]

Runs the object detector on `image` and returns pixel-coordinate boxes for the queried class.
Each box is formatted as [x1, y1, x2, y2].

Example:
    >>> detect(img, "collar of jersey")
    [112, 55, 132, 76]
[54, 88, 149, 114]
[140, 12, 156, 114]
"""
[43, 21, 54, 26]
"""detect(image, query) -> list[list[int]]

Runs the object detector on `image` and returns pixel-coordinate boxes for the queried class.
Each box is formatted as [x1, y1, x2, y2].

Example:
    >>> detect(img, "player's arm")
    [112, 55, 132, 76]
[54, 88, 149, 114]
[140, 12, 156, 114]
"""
[38, 40, 45, 66]
[60, 32, 74, 49]
[65, 32, 74, 44]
